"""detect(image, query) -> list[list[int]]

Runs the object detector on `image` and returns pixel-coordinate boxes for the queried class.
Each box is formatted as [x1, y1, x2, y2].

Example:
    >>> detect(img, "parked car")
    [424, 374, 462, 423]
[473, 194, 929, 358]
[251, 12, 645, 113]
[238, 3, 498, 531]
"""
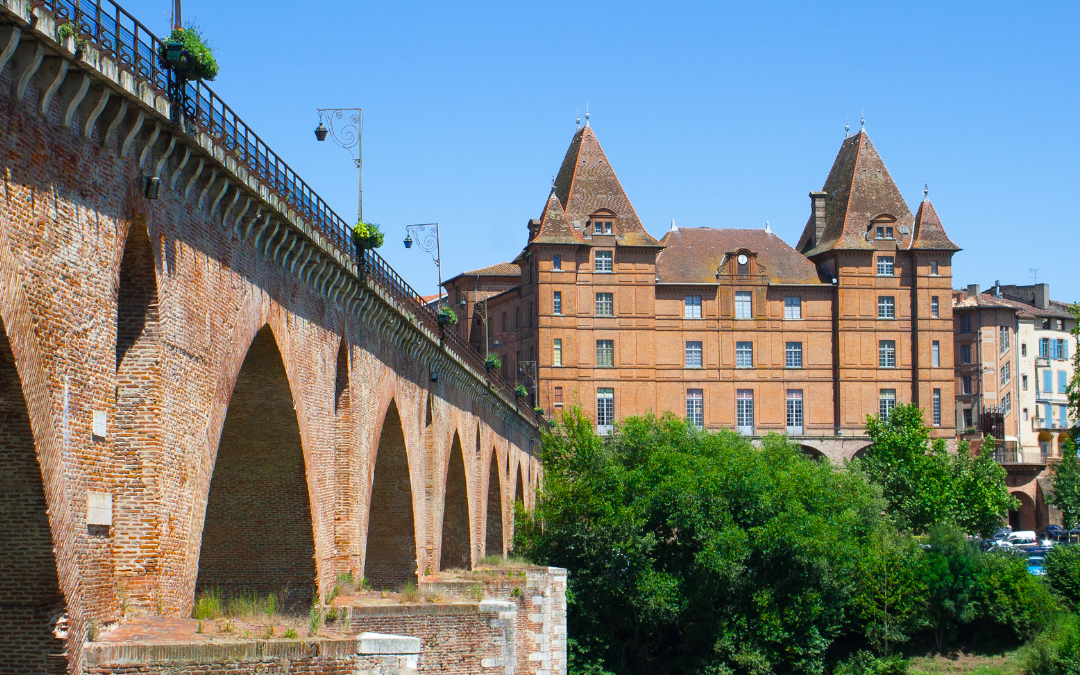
[1028, 555, 1047, 576]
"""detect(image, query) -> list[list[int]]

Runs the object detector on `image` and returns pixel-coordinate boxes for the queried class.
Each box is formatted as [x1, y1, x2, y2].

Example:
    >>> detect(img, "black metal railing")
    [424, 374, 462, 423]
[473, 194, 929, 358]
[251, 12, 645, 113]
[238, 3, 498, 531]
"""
[29, 0, 537, 422]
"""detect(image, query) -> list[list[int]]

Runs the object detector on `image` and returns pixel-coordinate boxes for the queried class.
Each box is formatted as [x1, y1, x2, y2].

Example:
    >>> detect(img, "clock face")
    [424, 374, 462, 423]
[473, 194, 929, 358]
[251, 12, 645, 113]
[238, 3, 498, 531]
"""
[737, 254, 748, 265]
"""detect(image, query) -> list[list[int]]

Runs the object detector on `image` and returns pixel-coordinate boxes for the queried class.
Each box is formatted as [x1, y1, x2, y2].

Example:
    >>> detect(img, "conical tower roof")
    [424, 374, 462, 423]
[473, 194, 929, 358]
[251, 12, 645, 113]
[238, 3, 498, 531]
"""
[911, 196, 960, 251]
[531, 189, 585, 245]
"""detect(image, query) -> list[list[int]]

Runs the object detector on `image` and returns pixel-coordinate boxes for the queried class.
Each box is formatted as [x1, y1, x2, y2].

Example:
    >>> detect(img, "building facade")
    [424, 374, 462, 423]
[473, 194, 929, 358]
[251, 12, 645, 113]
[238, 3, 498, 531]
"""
[445, 124, 960, 459]
[952, 283, 1077, 530]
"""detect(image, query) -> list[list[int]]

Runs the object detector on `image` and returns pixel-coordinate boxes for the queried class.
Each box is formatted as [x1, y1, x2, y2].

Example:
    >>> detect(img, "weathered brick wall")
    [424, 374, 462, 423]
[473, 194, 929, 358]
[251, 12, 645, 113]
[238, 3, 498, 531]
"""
[0, 9, 540, 672]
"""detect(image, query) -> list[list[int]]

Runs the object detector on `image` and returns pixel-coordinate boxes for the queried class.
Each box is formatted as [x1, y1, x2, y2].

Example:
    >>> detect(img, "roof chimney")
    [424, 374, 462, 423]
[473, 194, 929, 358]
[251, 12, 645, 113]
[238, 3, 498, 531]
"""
[809, 191, 827, 247]
[1033, 283, 1050, 309]
[967, 284, 980, 298]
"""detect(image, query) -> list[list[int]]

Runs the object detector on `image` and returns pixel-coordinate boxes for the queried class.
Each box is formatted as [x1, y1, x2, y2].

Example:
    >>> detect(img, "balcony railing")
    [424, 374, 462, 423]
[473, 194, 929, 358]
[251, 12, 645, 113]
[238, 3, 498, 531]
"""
[26, 0, 538, 423]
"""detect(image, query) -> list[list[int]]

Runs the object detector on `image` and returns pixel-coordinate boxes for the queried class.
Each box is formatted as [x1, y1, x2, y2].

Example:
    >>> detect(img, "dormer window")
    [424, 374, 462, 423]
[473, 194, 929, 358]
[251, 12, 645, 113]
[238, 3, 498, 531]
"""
[875, 225, 894, 240]
[589, 211, 616, 235]
[593, 220, 613, 235]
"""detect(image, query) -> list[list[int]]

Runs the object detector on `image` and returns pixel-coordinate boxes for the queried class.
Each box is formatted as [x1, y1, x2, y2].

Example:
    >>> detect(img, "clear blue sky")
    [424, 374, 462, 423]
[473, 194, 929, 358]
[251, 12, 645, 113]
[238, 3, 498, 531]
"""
[128, 1, 1080, 301]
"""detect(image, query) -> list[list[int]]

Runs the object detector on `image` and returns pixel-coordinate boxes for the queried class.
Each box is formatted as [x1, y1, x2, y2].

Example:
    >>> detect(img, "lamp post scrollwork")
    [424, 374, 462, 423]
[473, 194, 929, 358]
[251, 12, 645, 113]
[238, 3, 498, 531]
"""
[403, 223, 442, 307]
[314, 108, 363, 223]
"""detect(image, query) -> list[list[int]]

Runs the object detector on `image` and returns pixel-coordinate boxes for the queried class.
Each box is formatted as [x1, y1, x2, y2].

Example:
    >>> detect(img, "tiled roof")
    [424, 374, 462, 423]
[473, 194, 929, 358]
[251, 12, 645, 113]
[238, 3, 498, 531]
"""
[952, 291, 1074, 320]
[551, 126, 662, 248]
[657, 227, 826, 285]
[798, 130, 915, 256]
[911, 197, 960, 251]
[531, 190, 586, 245]
[462, 261, 521, 276]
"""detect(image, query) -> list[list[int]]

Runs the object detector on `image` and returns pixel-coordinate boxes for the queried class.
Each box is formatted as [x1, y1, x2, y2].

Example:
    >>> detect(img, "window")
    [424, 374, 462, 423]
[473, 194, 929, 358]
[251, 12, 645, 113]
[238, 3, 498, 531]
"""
[962, 376, 972, 395]
[595, 292, 614, 316]
[736, 341, 754, 368]
[684, 295, 702, 318]
[963, 408, 973, 428]
[879, 340, 896, 368]
[1043, 370, 1052, 393]
[960, 345, 972, 364]
[786, 342, 803, 368]
[931, 296, 939, 318]
[593, 219, 613, 235]
[686, 389, 703, 428]
[553, 254, 562, 271]
[960, 314, 971, 333]
[786, 390, 803, 435]
[554, 386, 563, 405]
[502, 312, 507, 332]
[553, 338, 562, 367]
[1060, 405, 1069, 427]
[1000, 326, 1010, 353]
[1023, 408, 1028, 422]
[877, 256, 895, 276]
[528, 302, 534, 326]
[1000, 362, 1010, 387]
[1058, 319, 1065, 331]
[736, 390, 754, 434]
[735, 291, 752, 319]
[933, 389, 942, 426]
[1040, 337, 1049, 357]
[1022, 343, 1027, 357]
[1022, 374, 1028, 390]
[1002, 392, 1012, 417]
[784, 296, 802, 319]
[930, 261, 939, 275]
[1040, 338, 1066, 359]
[1059, 371, 1068, 394]
[875, 225, 894, 239]
[685, 341, 703, 368]
[596, 388, 614, 434]
[553, 291, 562, 315]
[932, 341, 940, 368]
[596, 340, 614, 367]
[594, 250, 613, 272]
[878, 296, 895, 319]
[515, 307, 520, 330]
[879, 389, 897, 419]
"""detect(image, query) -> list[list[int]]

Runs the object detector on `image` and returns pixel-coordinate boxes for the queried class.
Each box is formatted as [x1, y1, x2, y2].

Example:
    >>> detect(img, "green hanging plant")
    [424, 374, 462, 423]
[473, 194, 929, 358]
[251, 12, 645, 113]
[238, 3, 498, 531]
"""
[157, 24, 219, 81]
[352, 221, 384, 249]
[533, 406, 545, 416]
[484, 353, 501, 371]
[514, 384, 528, 398]
[437, 307, 458, 326]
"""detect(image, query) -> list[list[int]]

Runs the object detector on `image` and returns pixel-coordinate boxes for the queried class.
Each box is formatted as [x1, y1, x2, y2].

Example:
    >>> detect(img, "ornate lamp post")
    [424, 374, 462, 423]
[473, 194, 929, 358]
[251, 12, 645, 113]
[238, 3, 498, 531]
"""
[403, 223, 442, 307]
[313, 108, 363, 223]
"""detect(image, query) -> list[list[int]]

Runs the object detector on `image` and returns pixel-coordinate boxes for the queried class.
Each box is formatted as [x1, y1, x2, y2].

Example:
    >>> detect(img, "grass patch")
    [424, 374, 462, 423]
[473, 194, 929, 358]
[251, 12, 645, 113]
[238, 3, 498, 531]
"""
[478, 554, 533, 567]
[401, 582, 421, 603]
[907, 651, 1022, 675]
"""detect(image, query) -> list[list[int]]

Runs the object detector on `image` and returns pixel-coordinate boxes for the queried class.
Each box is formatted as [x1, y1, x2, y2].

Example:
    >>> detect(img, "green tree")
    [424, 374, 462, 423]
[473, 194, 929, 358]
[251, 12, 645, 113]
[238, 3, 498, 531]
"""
[1044, 544, 1080, 609]
[852, 523, 927, 655]
[515, 407, 883, 675]
[854, 404, 1017, 536]
[919, 525, 979, 651]
[1050, 443, 1080, 528]
[1066, 304, 1080, 419]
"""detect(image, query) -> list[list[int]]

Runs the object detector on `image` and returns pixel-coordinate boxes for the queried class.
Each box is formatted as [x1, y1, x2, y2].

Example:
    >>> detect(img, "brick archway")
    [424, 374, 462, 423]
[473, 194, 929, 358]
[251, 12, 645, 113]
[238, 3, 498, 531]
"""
[196, 325, 316, 609]
[365, 399, 418, 589]
[440, 432, 471, 570]
[0, 317, 66, 672]
[485, 448, 504, 558]
[1009, 491, 1038, 532]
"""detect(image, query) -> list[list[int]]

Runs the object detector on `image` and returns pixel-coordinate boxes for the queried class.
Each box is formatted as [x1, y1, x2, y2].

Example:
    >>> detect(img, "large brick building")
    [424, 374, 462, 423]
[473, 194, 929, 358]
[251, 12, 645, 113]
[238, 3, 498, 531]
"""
[446, 123, 960, 459]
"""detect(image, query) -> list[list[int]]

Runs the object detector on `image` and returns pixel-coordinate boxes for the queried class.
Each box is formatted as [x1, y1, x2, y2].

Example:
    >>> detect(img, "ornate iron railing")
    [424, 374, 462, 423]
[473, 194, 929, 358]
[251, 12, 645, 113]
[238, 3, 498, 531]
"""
[28, 0, 537, 422]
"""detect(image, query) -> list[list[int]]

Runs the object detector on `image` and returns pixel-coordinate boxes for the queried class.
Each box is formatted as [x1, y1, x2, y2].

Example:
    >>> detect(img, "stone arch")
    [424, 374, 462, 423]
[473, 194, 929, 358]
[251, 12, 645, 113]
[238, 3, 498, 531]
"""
[800, 445, 827, 462]
[113, 216, 163, 608]
[515, 464, 525, 511]
[0, 317, 66, 672]
[485, 448, 504, 558]
[196, 325, 316, 609]
[332, 336, 352, 574]
[1009, 491, 1037, 532]
[440, 432, 471, 570]
[1039, 431, 1053, 458]
[851, 446, 871, 461]
[1059, 433, 1073, 458]
[365, 399, 418, 589]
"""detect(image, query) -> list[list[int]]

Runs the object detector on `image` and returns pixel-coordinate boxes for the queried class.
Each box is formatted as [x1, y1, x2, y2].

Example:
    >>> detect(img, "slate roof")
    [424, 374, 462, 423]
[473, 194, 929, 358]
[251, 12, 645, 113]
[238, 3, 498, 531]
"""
[657, 228, 826, 285]
[798, 130, 916, 256]
[912, 197, 960, 251]
[530, 190, 587, 245]
[550, 126, 662, 248]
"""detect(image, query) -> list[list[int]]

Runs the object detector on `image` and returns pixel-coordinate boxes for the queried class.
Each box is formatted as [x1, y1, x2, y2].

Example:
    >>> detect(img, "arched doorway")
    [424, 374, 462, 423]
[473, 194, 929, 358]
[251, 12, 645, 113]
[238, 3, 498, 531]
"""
[485, 449, 503, 558]
[365, 401, 417, 589]
[197, 326, 316, 609]
[1039, 432, 1053, 460]
[1008, 491, 1037, 532]
[440, 433, 471, 570]
[0, 318, 66, 670]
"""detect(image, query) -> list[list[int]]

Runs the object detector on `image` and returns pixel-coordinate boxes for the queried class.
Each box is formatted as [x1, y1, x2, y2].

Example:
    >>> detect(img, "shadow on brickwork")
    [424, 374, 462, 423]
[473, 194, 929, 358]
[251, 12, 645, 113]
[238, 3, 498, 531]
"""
[364, 401, 417, 589]
[196, 326, 316, 611]
[485, 449, 504, 558]
[0, 318, 67, 674]
[440, 433, 471, 570]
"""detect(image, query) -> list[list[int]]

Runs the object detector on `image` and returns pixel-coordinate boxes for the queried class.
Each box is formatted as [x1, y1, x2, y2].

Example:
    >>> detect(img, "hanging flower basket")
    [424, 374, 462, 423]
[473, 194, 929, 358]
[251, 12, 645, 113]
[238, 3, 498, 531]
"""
[157, 25, 219, 81]
[437, 307, 458, 327]
[352, 222, 384, 257]
[533, 406, 545, 417]
[484, 353, 501, 371]
[514, 384, 528, 399]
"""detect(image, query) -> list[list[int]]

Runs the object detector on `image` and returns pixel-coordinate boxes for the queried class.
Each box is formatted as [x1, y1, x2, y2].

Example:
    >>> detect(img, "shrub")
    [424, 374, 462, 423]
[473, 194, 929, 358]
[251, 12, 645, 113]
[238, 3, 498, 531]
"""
[157, 24, 218, 81]
[969, 550, 1057, 645]
[1046, 545, 1080, 608]
[1023, 613, 1080, 675]
[833, 651, 908, 675]
[352, 221, 384, 249]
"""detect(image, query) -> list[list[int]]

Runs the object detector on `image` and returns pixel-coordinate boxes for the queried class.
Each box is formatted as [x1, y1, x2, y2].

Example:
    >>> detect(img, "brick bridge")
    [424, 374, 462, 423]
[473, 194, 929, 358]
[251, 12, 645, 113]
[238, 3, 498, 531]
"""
[0, 0, 543, 671]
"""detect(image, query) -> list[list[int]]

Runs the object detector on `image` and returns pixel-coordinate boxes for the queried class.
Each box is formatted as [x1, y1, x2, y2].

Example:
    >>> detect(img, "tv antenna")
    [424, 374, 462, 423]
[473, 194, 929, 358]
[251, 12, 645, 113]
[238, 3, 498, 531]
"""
[1030, 268, 1042, 284]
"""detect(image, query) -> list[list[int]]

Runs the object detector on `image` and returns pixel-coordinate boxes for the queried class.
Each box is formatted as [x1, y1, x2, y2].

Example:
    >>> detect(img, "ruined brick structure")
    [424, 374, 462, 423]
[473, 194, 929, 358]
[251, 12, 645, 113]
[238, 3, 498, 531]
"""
[446, 123, 960, 462]
[0, 1, 547, 672]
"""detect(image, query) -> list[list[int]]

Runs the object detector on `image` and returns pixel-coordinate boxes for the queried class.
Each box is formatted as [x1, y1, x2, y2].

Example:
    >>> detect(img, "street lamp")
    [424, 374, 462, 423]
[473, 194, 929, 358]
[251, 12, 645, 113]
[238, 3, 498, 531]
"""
[403, 223, 442, 306]
[313, 108, 363, 223]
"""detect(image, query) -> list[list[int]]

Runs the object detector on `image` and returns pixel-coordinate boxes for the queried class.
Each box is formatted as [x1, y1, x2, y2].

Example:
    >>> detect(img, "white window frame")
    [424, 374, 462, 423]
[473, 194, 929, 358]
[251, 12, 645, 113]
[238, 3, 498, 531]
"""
[684, 295, 702, 319]
[932, 341, 940, 368]
[931, 296, 939, 318]
[930, 261, 939, 276]
[878, 296, 895, 319]
[933, 389, 941, 426]
[595, 292, 614, 316]
[686, 389, 703, 428]
[553, 338, 562, 367]
[685, 341, 703, 368]
[594, 250, 613, 272]
[786, 342, 803, 368]
[595, 340, 614, 368]
[553, 254, 562, 271]
[879, 389, 897, 419]
[553, 290, 562, 315]
[596, 388, 614, 435]
[786, 390, 803, 435]
[735, 291, 752, 319]
[784, 296, 802, 320]
[736, 341, 754, 369]
[879, 340, 896, 368]
[736, 389, 754, 435]
[877, 256, 895, 276]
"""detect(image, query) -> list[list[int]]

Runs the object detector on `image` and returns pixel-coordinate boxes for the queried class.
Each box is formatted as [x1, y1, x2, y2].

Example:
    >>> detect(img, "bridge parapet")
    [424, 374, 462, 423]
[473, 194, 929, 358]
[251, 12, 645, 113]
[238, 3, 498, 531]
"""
[0, 0, 539, 425]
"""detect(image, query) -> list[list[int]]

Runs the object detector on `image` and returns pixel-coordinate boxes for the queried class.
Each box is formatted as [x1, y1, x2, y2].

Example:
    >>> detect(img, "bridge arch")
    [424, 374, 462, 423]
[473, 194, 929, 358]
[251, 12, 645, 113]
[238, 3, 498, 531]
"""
[484, 446, 505, 558]
[196, 324, 317, 609]
[364, 398, 419, 589]
[440, 432, 472, 570]
[1009, 491, 1038, 532]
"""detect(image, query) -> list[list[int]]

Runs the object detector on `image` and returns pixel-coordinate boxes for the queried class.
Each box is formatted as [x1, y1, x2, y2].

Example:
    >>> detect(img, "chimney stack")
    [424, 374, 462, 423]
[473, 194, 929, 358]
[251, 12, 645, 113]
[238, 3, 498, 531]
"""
[967, 284, 980, 298]
[1033, 283, 1050, 309]
[809, 191, 827, 247]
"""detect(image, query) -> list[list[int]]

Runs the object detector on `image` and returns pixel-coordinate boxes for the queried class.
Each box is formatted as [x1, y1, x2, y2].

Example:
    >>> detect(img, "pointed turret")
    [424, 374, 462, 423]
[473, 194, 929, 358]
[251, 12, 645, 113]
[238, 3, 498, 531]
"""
[797, 130, 914, 256]
[550, 126, 661, 247]
[911, 197, 960, 251]
[530, 189, 585, 245]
